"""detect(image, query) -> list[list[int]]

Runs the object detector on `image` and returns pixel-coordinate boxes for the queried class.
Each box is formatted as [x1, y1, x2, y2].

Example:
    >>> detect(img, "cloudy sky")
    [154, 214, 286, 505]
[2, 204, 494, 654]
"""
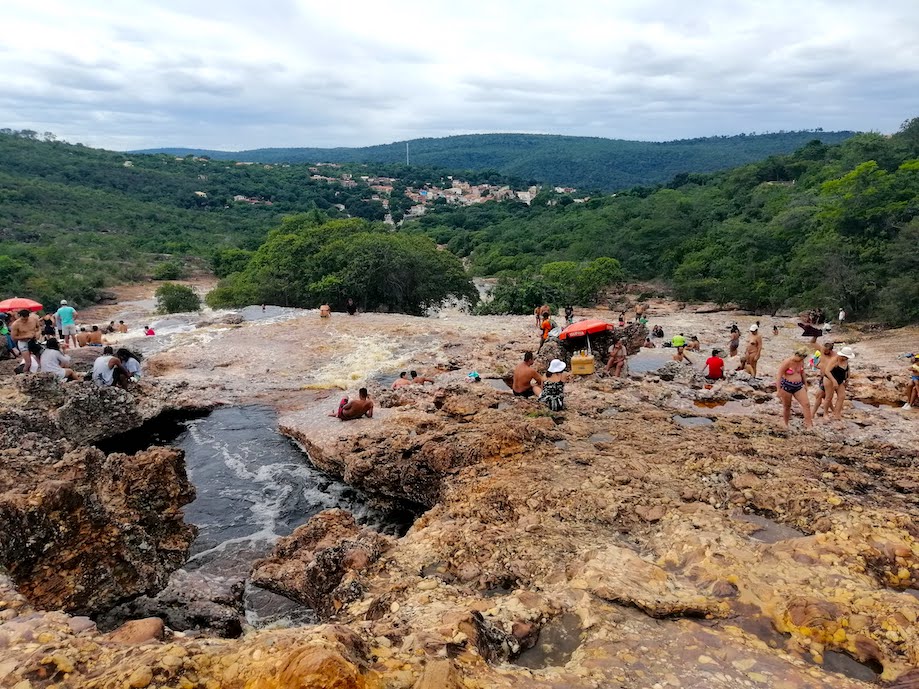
[2, 0, 918, 150]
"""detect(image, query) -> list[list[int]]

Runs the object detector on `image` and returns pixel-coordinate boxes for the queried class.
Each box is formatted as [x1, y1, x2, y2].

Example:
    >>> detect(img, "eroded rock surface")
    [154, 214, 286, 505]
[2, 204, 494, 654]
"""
[0, 378, 207, 614]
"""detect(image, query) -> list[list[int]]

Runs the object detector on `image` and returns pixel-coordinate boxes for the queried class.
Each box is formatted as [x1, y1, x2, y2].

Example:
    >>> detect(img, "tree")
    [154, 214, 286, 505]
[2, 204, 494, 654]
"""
[156, 283, 201, 313]
[153, 261, 182, 280]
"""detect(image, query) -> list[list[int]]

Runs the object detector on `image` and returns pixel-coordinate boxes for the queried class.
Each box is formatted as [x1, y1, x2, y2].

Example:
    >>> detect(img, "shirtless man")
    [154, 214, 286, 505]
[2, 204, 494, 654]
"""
[87, 325, 104, 346]
[745, 324, 763, 377]
[512, 351, 543, 398]
[392, 372, 411, 389]
[10, 310, 36, 371]
[534, 304, 550, 326]
[410, 370, 435, 385]
[811, 341, 835, 416]
[337, 388, 373, 421]
[319, 304, 331, 318]
[117, 321, 128, 334]
[76, 327, 90, 347]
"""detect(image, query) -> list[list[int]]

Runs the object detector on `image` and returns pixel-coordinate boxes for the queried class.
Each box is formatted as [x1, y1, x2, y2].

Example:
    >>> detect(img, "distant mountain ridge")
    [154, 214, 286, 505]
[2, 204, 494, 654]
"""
[135, 131, 858, 190]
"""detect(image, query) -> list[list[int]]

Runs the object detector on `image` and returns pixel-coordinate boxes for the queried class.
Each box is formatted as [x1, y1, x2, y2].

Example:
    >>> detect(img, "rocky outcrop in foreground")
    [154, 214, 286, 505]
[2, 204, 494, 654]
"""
[0, 376, 208, 614]
[3, 359, 919, 687]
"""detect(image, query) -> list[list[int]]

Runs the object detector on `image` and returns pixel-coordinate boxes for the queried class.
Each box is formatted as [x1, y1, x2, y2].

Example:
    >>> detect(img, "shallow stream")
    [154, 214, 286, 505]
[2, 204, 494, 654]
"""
[101, 405, 408, 627]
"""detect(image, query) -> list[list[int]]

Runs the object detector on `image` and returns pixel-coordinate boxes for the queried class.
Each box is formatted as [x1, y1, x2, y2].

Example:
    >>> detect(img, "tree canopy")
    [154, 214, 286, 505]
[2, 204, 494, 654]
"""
[206, 216, 479, 315]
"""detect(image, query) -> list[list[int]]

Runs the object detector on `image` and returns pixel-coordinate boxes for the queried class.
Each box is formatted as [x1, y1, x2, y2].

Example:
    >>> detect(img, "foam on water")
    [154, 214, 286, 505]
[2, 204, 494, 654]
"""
[150, 405, 396, 625]
[302, 329, 411, 390]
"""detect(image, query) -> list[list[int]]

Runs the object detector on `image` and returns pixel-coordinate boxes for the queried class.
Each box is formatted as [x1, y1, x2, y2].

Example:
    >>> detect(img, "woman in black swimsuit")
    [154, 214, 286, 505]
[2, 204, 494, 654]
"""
[822, 346, 854, 421]
[776, 346, 812, 429]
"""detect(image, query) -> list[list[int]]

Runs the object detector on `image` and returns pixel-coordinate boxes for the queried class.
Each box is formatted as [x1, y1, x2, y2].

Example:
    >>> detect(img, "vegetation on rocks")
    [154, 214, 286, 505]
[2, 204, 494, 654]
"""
[156, 283, 201, 313]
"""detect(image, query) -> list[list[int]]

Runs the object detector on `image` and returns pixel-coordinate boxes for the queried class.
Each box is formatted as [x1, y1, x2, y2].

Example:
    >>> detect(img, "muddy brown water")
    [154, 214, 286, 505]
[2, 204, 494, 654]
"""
[514, 612, 585, 669]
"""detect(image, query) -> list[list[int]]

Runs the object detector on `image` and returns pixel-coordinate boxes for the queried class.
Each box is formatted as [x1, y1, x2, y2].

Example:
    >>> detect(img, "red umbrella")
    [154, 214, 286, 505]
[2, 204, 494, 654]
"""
[558, 318, 614, 340]
[0, 297, 43, 313]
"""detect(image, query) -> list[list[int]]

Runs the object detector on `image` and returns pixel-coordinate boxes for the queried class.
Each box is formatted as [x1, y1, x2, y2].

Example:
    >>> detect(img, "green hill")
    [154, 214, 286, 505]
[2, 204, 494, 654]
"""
[137, 131, 857, 191]
[404, 120, 919, 324]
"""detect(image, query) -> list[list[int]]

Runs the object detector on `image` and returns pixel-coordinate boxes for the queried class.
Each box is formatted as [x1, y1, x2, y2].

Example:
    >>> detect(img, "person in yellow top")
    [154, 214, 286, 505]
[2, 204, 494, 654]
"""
[903, 354, 919, 409]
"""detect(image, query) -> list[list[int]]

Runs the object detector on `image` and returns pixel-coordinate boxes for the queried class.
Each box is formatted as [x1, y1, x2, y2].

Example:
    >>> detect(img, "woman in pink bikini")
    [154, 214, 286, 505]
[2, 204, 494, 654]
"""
[776, 346, 813, 429]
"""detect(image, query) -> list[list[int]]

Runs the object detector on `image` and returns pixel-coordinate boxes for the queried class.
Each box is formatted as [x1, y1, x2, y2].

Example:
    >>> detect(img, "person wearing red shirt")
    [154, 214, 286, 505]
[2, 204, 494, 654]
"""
[703, 349, 725, 381]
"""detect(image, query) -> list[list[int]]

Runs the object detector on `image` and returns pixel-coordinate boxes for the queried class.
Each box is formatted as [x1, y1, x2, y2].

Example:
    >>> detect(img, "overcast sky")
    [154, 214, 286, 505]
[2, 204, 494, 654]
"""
[2, 0, 918, 151]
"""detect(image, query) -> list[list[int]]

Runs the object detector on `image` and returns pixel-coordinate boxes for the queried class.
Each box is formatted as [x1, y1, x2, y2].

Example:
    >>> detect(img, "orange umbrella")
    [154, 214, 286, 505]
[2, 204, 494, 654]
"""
[0, 297, 43, 312]
[558, 318, 613, 340]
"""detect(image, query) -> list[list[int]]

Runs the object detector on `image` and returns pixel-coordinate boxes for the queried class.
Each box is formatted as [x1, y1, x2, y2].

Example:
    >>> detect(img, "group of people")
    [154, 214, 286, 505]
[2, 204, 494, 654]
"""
[391, 370, 435, 389]
[318, 298, 359, 319]
[512, 351, 569, 411]
[776, 341, 856, 428]
[2, 299, 143, 387]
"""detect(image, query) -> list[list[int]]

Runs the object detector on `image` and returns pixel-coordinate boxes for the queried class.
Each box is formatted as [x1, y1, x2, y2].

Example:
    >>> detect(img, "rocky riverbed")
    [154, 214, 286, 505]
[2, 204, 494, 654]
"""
[1, 299, 918, 688]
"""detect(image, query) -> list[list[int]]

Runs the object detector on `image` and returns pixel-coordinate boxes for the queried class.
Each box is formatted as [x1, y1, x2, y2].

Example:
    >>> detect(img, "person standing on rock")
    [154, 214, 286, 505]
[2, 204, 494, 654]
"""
[336, 388, 374, 421]
[538, 314, 553, 350]
[728, 328, 740, 358]
[821, 346, 854, 422]
[512, 351, 543, 398]
[811, 342, 835, 417]
[903, 354, 919, 409]
[745, 324, 763, 377]
[55, 300, 78, 349]
[11, 309, 36, 372]
[776, 346, 813, 429]
[564, 305, 574, 325]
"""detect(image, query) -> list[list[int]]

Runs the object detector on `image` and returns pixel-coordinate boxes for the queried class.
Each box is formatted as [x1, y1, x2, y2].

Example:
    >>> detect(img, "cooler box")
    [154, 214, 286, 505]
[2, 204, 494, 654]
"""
[571, 353, 595, 375]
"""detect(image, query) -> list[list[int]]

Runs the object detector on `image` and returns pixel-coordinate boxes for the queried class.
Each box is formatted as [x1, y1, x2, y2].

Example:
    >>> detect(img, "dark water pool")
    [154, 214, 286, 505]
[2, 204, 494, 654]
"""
[100, 405, 408, 626]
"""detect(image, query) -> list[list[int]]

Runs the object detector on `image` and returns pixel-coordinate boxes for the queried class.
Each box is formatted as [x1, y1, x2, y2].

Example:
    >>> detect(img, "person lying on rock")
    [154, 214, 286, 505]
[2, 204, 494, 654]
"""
[336, 388, 374, 421]
[512, 351, 543, 398]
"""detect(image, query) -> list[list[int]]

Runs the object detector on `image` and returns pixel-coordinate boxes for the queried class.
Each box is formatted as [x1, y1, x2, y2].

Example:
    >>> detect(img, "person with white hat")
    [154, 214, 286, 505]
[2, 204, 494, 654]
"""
[745, 323, 763, 377]
[822, 346, 855, 421]
[539, 359, 569, 411]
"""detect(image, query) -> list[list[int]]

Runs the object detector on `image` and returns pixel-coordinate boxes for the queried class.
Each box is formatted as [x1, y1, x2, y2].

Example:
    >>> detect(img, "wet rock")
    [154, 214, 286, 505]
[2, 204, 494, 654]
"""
[0, 445, 196, 615]
[99, 570, 244, 638]
[107, 618, 165, 644]
[251, 510, 393, 618]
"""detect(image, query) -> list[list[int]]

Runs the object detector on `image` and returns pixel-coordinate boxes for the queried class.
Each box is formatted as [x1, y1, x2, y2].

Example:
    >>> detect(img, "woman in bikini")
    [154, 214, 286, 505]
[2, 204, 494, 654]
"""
[605, 338, 627, 377]
[822, 346, 855, 421]
[776, 346, 813, 429]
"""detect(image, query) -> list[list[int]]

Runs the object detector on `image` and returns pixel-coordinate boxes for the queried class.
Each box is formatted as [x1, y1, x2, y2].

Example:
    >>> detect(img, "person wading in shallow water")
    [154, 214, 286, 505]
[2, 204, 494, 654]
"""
[776, 346, 813, 429]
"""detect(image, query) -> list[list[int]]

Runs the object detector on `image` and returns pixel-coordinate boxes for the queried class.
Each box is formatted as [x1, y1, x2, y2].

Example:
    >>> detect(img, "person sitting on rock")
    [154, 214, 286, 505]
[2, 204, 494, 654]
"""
[539, 359, 570, 411]
[76, 327, 90, 347]
[117, 320, 128, 334]
[392, 371, 411, 389]
[673, 346, 693, 365]
[687, 335, 701, 351]
[103, 320, 116, 334]
[605, 338, 627, 377]
[410, 370, 435, 385]
[512, 351, 543, 398]
[40, 338, 77, 381]
[702, 349, 725, 381]
[336, 388, 374, 421]
[87, 325, 104, 346]
[116, 348, 142, 381]
[92, 346, 130, 387]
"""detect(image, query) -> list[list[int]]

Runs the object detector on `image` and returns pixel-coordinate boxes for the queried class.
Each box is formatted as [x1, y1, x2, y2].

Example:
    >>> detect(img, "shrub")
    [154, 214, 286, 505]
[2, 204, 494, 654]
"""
[153, 262, 182, 280]
[155, 283, 200, 313]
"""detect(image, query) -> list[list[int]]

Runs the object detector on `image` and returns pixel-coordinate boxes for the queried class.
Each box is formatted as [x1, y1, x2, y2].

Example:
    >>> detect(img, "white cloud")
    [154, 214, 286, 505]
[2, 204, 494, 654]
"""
[1, 0, 917, 149]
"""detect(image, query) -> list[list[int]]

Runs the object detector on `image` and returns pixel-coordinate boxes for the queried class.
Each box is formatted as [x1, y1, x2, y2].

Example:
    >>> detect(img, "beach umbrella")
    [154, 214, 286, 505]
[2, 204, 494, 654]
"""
[0, 297, 43, 313]
[557, 318, 614, 340]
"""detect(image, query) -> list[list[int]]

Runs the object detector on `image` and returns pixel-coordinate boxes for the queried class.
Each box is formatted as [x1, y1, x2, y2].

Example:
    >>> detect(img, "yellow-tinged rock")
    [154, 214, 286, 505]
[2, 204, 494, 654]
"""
[697, 655, 716, 664]
[827, 496, 842, 506]
[127, 666, 153, 688]
[832, 628, 847, 644]
[731, 658, 756, 671]
[898, 567, 910, 580]
[748, 672, 770, 683]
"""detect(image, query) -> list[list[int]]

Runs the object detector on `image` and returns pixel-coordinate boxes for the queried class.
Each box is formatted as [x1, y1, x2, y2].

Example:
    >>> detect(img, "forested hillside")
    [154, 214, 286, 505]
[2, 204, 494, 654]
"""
[138, 131, 856, 191]
[405, 121, 919, 324]
[0, 132, 491, 307]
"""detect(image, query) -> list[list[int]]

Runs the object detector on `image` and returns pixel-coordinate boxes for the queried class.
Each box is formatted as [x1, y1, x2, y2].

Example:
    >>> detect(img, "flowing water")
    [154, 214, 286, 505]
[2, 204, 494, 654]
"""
[102, 405, 407, 627]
